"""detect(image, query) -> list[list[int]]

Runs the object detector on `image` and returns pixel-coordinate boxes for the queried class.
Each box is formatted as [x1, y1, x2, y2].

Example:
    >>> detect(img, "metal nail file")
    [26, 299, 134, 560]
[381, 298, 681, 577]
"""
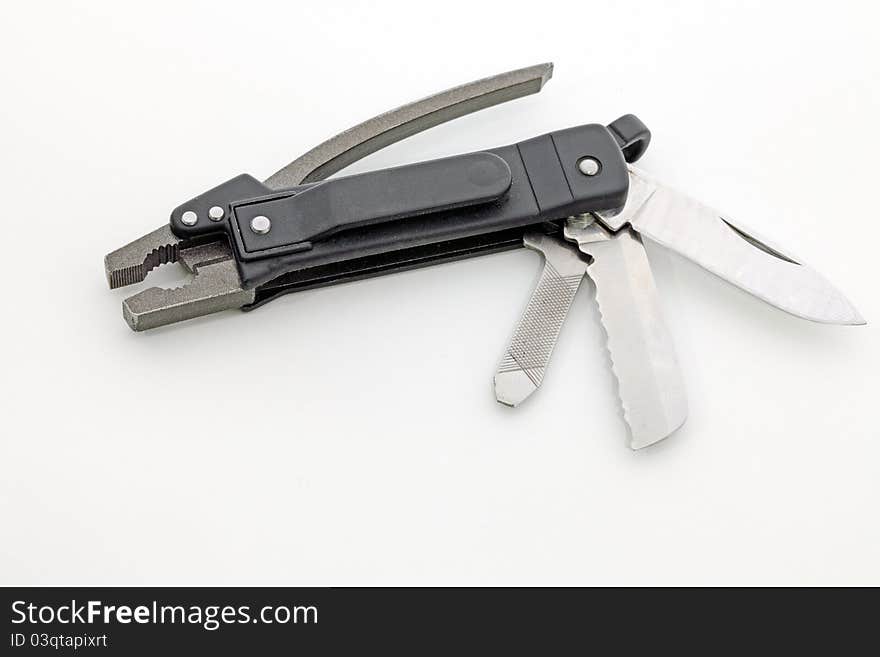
[494, 231, 589, 407]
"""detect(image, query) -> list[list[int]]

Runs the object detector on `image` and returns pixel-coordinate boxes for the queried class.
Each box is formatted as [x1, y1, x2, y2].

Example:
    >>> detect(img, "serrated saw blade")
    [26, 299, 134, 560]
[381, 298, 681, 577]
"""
[564, 218, 688, 449]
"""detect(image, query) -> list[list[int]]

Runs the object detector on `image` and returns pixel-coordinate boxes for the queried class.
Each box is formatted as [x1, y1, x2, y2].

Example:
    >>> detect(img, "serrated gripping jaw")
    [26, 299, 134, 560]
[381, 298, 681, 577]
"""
[104, 224, 182, 290]
[104, 227, 253, 331]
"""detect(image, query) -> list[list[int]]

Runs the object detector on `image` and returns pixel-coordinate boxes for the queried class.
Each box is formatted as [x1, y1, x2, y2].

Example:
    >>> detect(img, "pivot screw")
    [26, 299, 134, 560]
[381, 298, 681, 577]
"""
[577, 157, 601, 176]
[181, 210, 198, 226]
[208, 206, 225, 222]
[250, 215, 271, 235]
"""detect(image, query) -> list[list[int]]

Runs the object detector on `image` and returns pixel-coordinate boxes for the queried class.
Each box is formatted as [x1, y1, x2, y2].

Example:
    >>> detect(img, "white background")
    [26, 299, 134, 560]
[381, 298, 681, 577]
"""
[1, 1, 878, 585]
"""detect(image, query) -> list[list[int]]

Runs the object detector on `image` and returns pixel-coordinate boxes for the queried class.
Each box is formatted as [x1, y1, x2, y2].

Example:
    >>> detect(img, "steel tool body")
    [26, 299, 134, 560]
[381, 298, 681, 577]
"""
[105, 63, 864, 448]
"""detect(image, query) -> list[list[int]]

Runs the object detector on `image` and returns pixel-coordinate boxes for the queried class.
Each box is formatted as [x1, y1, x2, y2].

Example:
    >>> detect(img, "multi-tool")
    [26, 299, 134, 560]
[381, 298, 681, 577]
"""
[105, 63, 864, 448]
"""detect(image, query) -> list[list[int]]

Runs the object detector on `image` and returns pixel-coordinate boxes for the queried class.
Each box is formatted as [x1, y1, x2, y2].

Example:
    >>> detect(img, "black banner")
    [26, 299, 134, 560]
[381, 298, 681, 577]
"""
[0, 587, 873, 654]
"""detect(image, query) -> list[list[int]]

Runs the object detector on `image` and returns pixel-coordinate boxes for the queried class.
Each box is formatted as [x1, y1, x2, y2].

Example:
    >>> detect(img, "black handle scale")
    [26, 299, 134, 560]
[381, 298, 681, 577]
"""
[170, 116, 649, 296]
[233, 152, 513, 257]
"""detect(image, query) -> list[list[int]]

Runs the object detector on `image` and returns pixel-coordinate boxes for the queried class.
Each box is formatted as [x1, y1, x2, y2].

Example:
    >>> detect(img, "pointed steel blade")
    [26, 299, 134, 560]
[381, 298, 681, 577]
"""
[597, 168, 865, 326]
[565, 218, 687, 449]
[494, 232, 588, 407]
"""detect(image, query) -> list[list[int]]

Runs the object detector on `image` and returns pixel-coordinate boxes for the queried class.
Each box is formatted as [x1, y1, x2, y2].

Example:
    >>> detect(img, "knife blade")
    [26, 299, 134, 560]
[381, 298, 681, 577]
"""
[598, 168, 865, 325]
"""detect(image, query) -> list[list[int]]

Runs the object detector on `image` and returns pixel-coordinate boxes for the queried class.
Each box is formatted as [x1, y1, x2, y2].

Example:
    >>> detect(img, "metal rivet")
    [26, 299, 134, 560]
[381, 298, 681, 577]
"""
[577, 157, 601, 176]
[208, 206, 225, 222]
[250, 215, 271, 235]
[181, 210, 198, 226]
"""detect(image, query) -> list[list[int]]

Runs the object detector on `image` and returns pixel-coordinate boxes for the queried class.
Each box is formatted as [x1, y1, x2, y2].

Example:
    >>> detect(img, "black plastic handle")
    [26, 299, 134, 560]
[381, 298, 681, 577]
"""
[233, 152, 512, 255]
[170, 119, 641, 290]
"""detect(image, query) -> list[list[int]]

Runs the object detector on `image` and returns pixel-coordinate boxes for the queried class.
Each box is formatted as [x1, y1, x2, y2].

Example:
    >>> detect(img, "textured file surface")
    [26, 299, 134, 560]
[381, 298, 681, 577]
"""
[494, 233, 587, 406]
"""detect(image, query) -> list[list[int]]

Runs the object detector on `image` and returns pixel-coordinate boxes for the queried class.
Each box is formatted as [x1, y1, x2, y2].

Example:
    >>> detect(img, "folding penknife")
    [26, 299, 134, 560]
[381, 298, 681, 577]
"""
[105, 63, 864, 448]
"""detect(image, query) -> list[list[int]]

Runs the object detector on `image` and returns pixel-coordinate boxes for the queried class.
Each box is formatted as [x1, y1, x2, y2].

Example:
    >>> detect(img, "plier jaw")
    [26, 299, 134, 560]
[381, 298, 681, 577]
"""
[105, 227, 252, 331]
[105, 224, 180, 291]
